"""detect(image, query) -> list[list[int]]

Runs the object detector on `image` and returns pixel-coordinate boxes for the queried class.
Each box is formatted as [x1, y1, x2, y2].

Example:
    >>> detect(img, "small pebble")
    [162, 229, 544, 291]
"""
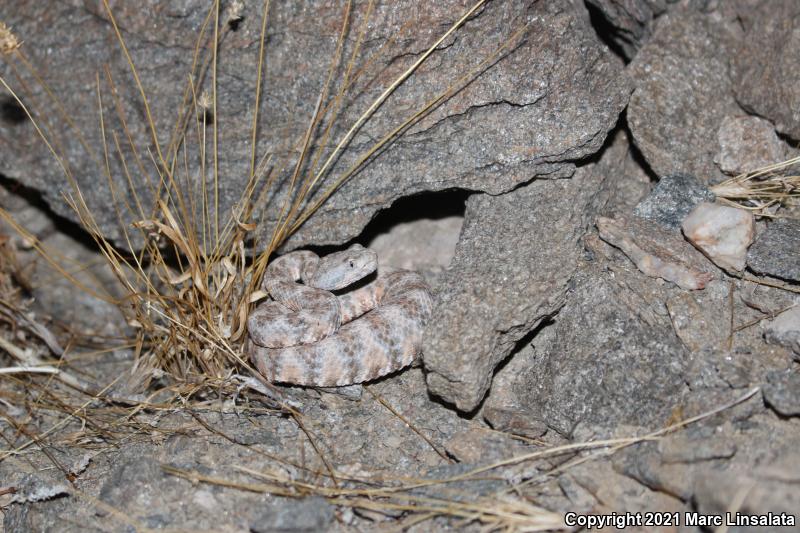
[681, 202, 754, 272]
[747, 218, 800, 282]
[764, 305, 800, 356]
[764, 371, 800, 417]
[633, 174, 715, 230]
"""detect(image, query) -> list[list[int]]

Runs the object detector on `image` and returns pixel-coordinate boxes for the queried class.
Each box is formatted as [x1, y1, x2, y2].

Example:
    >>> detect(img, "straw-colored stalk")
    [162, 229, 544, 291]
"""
[712, 155, 800, 216]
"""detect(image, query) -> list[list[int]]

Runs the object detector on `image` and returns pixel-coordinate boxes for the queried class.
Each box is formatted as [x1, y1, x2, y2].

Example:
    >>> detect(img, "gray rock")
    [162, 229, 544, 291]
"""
[666, 281, 732, 351]
[659, 426, 737, 464]
[694, 467, 800, 530]
[595, 128, 653, 217]
[483, 406, 548, 439]
[764, 371, 800, 416]
[99, 457, 171, 511]
[627, 8, 740, 183]
[250, 496, 335, 533]
[584, 0, 677, 59]
[747, 218, 800, 282]
[616, 426, 738, 501]
[715, 115, 786, 176]
[764, 305, 800, 356]
[514, 263, 689, 436]
[468, 128, 680, 424]
[0, 0, 629, 251]
[615, 439, 695, 500]
[687, 348, 759, 391]
[413, 463, 506, 500]
[732, 1, 800, 141]
[423, 165, 601, 412]
[633, 174, 715, 230]
[423, 129, 644, 414]
[444, 427, 529, 464]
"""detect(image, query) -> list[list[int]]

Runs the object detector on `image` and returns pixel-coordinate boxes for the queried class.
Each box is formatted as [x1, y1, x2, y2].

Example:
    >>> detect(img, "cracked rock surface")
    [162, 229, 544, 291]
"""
[0, 0, 628, 250]
[626, 4, 742, 183]
[424, 169, 593, 412]
[732, 0, 800, 141]
[585, 0, 677, 59]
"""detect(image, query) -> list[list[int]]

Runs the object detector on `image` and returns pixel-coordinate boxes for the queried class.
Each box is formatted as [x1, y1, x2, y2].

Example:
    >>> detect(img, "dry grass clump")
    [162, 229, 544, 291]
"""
[712, 155, 800, 216]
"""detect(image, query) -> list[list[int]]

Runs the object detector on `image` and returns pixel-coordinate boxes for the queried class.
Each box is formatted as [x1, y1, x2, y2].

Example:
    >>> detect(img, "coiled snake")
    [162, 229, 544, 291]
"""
[247, 245, 433, 386]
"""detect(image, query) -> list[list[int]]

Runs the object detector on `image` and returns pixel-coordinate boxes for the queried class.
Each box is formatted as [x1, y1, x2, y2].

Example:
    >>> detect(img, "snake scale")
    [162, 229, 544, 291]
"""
[247, 244, 433, 386]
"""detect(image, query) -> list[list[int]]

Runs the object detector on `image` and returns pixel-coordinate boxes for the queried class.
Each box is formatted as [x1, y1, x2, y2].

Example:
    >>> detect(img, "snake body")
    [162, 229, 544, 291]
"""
[247, 245, 433, 386]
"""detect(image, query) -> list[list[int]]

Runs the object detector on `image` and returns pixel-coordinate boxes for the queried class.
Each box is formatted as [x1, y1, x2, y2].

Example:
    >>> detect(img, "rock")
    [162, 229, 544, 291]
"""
[413, 463, 507, 501]
[764, 305, 800, 355]
[584, 0, 677, 59]
[567, 460, 687, 526]
[694, 467, 800, 530]
[715, 115, 786, 176]
[0, 0, 629, 251]
[658, 426, 737, 464]
[763, 371, 800, 416]
[633, 174, 715, 231]
[732, 0, 800, 141]
[665, 281, 732, 351]
[511, 263, 689, 437]
[594, 128, 653, 217]
[99, 457, 171, 510]
[424, 172, 583, 412]
[250, 496, 335, 533]
[597, 215, 716, 290]
[471, 131, 692, 432]
[9, 474, 69, 505]
[424, 125, 650, 413]
[747, 218, 800, 282]
[368, 215, 462, 273]
[483, 406, 548, 439]
[687, 347, 758, 391]
[444, 428, 528, 464]
[682, 202, 754, 272]
[614, 443, 692, 501]
[627, 7, 740, 183]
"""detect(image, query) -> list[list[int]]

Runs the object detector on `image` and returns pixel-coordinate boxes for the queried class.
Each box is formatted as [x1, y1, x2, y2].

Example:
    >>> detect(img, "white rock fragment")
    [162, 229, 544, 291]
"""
[681, 202, 754, 272]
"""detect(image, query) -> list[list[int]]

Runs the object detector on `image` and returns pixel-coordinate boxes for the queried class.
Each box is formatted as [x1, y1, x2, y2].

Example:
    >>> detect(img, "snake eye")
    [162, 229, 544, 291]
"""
[349, 260, 354, 267]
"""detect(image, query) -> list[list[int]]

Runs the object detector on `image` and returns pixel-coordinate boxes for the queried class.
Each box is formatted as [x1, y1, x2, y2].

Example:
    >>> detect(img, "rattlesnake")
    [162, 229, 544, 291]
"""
[247, 244, 433, 386]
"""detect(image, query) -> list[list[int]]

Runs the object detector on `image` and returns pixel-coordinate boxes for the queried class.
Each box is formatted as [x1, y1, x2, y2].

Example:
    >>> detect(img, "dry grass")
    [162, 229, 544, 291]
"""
[154, 387, 759, 531]
[712, 155, 800, 216]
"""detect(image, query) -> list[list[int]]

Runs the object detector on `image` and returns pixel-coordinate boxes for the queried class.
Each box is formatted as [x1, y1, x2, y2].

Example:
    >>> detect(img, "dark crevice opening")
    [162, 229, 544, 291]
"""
[621, 109, 659, 182]
[583, 1, 630, 63]
[0, 173, 100, 252]
[306, 188, 470, 257]
[0, 97, 27, 125]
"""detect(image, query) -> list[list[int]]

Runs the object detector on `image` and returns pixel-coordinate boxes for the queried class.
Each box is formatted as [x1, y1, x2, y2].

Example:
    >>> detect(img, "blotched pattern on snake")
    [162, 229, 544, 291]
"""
[247, 244, 433, 386]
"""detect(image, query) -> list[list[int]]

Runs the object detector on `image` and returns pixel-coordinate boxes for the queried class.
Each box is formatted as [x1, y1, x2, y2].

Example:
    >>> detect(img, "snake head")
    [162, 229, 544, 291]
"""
[309, 244, 378, 290]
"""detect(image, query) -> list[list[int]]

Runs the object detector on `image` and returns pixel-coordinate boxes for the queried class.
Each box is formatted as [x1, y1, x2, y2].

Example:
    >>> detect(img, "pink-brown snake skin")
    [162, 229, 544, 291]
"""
[247, 245, 433, 386]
